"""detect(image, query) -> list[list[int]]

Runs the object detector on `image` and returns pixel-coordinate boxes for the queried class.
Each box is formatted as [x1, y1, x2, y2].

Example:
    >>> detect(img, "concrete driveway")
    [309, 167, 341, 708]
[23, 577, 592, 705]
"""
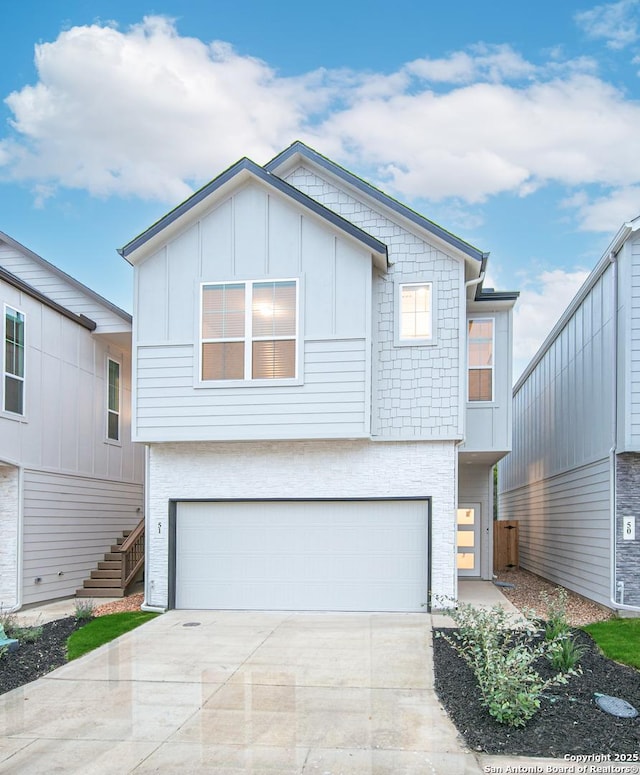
[0, 610, 483, 774]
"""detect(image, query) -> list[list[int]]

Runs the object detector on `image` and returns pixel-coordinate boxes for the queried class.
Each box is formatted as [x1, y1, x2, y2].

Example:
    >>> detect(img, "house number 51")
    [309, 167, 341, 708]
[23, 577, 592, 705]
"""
[623, 517, 635, 541]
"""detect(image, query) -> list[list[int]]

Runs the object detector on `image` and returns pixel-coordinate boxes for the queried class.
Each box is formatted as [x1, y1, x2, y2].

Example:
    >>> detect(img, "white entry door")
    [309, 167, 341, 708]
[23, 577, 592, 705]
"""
[457, 503, 480, 577]
[174, 499, 429, 612]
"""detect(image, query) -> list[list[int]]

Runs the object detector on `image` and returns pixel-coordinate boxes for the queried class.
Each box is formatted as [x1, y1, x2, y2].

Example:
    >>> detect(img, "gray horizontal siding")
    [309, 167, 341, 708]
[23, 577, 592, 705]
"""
[22, 470, 143, 605]
[499, 457, 611, 606]
[135, 338, 368, 441]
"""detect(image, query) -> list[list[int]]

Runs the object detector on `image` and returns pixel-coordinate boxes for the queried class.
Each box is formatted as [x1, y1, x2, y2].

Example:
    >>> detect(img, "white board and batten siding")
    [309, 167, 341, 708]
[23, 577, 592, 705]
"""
[626, 232, 640, 450]
[133, 181, 372, 442]
[0, 238, 130, 334]
[499, 264, 616, 606]
[21, 471, 143, 604]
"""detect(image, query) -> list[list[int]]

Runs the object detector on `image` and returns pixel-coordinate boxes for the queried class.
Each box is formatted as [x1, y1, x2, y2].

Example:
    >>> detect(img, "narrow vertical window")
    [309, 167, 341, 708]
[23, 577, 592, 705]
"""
[468, 318, 494, 402]
[4, 306, 25, 415]
[107, 358, 120, 441]
[398, 283, 433, 343]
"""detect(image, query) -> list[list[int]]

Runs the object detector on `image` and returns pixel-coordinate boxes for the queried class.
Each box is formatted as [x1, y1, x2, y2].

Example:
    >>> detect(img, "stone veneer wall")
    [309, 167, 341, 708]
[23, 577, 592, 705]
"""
[0, 464, 19, 609]
[616, 452, 640, 606]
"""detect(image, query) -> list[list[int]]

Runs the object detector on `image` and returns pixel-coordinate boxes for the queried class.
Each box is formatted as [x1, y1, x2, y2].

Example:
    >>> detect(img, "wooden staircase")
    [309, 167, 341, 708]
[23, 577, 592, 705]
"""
[76, 519, 145, 598]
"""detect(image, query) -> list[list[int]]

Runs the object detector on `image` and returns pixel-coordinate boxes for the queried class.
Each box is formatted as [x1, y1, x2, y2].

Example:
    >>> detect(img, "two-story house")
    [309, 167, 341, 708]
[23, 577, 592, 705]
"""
[499, 216, 640, 613]
[0, 232, 144, 611]
[119, 142, 518, 612]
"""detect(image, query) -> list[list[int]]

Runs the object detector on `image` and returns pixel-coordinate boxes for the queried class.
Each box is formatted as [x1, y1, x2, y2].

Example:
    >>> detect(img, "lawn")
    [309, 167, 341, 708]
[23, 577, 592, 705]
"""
[67, 611, 159, 660]
[583, 618, 640, 669]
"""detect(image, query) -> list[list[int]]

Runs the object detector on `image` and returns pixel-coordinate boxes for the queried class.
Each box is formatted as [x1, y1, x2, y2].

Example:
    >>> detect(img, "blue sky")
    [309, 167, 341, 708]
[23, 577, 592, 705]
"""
[1, 0, 640, 379]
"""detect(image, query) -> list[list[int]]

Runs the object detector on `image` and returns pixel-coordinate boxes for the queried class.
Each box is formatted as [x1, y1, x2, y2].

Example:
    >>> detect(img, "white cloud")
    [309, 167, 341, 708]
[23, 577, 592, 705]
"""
[404, 44, 536, 84]
[1, 16, 327, 200]
[512, 269, 591, 382]
[1, 16, 640, 218]
[575, 0, 640, 49]
[565, 186, 640, 230]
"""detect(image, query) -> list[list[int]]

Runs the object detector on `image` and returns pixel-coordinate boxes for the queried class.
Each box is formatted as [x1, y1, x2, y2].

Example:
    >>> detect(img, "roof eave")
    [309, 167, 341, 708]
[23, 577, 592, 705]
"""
[265, 141, 486, 266]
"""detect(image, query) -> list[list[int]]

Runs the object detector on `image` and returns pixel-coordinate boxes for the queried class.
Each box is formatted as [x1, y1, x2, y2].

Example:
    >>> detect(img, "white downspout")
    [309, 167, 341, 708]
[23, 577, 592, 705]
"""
[6, 466, 24, 612]
[608, 251, 640, 613]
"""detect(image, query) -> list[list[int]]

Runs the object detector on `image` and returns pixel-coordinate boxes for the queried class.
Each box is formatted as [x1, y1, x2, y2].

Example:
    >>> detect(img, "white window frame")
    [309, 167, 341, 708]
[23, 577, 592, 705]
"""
[199, 278, 300, 385]
[395, 281, 436, 346]
[467, 317, 494, 403]
[3, 304, 26, 417]
[106, 356, 121, 443]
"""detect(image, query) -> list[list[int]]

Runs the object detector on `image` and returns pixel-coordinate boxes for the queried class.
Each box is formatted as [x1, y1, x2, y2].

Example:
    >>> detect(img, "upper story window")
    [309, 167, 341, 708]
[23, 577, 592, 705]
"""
[107, 358, 121, 441]
[201, 279, 297, 382]
[397, 282, 433, 345]
[468, 318, 494, 402]
[4, 306, 25, 415]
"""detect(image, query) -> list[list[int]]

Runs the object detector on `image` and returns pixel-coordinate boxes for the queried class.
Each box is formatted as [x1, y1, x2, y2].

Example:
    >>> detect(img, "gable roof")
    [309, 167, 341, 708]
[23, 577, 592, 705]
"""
[265, 141, 487, 265]
[0, 231, 131, 324]
[118, 157, 388, 266]
[0, 264, 97, 330]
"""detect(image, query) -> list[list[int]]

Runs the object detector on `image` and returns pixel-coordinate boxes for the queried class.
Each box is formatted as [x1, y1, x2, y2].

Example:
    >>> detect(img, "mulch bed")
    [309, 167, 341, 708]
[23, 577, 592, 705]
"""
[433, 628, 640, 757]
[0, 617, 83, 697]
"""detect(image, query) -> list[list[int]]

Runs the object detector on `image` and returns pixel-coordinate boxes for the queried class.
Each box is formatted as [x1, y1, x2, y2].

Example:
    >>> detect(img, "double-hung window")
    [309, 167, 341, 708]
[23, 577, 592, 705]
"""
[468, 318, 494, 402]
[107, 358, 121, 441]
[201, 279, 297, 382]
[397, 282, 433, 345]
[4, 306, 25, 415]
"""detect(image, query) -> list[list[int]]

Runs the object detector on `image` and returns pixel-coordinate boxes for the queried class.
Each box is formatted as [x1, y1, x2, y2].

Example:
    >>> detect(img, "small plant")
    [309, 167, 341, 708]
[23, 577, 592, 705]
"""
[435, 598, 577, 728]
[0, 607, 19, 638]
[0, 645, 7, 661]
[540, 588, 570, 641]
[74, 599, 95, 622]
[548, 633, 587, 672]
[12, 624, 43, 644]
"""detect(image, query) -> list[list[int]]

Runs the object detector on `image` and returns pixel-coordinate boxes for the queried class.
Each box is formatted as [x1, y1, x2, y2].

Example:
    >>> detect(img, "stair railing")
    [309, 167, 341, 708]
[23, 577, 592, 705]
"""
[117, 518, 145, 591]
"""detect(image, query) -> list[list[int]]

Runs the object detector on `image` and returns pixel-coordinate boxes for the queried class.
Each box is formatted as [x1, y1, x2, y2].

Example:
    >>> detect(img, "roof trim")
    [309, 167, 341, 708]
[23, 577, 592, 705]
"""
[265, 141, 486, 264]
[513, 215, 640, 394]
[0, 265, 96, 331]
[118, 157, 389, 264]
[0, 232, 131, 323]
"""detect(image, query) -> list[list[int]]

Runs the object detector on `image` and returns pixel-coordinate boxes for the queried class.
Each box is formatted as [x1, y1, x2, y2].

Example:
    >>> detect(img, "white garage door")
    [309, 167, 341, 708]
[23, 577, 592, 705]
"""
[175, 499, 429, 612]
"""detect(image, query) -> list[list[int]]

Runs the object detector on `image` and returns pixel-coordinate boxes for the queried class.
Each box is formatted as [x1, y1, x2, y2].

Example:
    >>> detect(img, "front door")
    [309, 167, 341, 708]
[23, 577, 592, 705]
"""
[457, 503, 480, 577]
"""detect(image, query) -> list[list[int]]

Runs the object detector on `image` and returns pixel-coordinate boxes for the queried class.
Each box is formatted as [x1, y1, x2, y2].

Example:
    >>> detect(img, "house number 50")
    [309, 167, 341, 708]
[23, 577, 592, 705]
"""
[623, 517, 635, 541]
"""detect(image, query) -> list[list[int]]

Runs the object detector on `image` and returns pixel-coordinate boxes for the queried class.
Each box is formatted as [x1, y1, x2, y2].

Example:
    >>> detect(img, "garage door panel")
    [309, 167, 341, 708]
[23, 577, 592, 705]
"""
[175, 499, 428, 612]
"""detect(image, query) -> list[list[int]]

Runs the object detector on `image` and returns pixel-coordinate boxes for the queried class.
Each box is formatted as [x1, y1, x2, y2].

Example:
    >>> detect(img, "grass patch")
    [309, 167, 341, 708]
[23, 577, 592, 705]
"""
[67, 612, 159, 660]
[583, 618, 640, 670]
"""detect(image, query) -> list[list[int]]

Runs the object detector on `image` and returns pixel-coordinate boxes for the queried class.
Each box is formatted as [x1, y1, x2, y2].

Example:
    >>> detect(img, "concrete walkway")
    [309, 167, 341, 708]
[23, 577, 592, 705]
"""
[0, 584, 564, 774]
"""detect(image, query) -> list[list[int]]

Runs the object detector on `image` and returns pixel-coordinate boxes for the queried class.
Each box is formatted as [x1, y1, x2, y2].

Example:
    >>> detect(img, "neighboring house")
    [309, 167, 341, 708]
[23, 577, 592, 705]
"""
[119, 141, 518, 613]
[0, 232, 144, 611]
[499, 216, 640, 612]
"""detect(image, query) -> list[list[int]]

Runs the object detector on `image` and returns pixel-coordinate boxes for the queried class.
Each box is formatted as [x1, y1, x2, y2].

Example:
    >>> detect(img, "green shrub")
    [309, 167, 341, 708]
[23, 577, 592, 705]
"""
[436, 599, 577, 728]
[540, 588, 570, 641]
[74, 599, 95, 622]
[548, 633, 587, 672]
[0, 645, 7, 660]
[0, 607, 19, 638]
[12, 625, 43, 643]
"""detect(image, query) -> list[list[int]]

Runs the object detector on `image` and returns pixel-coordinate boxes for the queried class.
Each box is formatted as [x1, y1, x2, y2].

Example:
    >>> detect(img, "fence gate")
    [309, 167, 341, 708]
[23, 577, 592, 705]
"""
[493, 520, 519, 572]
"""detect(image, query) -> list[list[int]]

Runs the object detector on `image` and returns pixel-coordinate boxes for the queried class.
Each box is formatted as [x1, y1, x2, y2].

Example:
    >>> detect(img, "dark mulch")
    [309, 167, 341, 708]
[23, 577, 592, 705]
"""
[433, 628, 640, 757]
[0, 617, 84, 696]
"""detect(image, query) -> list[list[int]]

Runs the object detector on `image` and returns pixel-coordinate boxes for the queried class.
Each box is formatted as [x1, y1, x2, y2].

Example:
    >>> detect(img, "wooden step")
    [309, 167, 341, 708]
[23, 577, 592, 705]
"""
[83, 578, 122, 589]
[76, 588, 125, 598]
[110, 545, 125, 553]
[91, 569, 121, 579]
[98, 561, 121, 570]
[104, 552, 121, 562]
[122, 530, 132, 537]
